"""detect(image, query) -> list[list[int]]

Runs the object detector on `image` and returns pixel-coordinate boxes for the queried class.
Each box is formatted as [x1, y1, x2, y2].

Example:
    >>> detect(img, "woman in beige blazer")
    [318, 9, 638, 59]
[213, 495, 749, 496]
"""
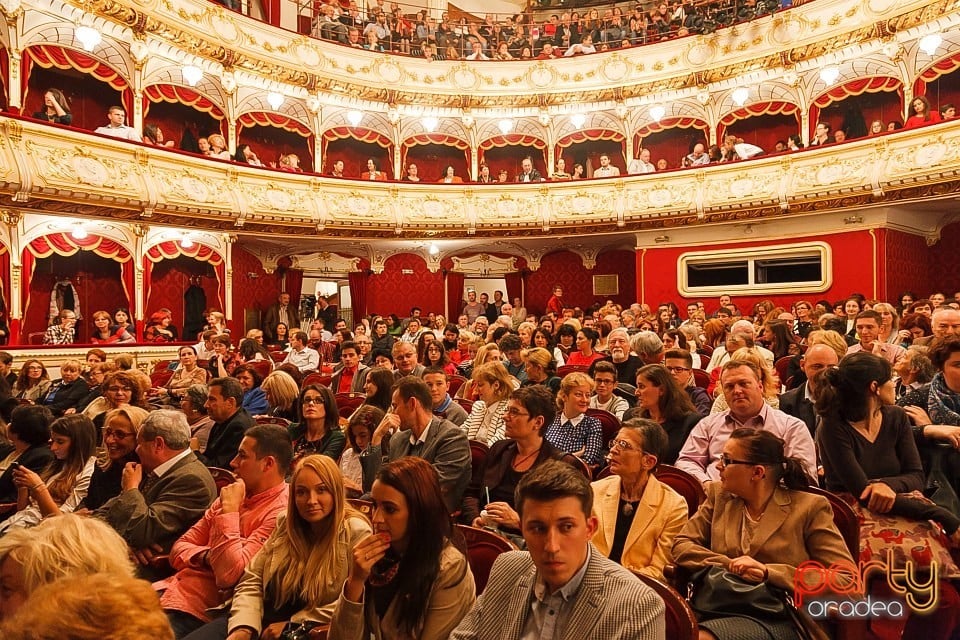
[673, 428, 853, 640]
[591, 418, 688, 580]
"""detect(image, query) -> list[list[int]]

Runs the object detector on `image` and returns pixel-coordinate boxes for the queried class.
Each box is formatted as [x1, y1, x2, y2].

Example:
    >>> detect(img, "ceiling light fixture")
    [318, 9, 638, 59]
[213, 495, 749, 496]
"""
[346, 110, 364, 127]
[74, 25, 101, 52]
[649, 105, 666, 122]
[182, 65, 203, 87]
[570, 113, 586, 128]
[819, 65, 840, 86]
[180, 235, 194, 249]
[428, 243, 439, 255]
[919, 33, 943, 56]
[422, 116, 438, 132]
[266, 92, 284, 110]
[731, 87, 749, 107]
[71, 225, 88, 240]
[498, 118, 514, 135]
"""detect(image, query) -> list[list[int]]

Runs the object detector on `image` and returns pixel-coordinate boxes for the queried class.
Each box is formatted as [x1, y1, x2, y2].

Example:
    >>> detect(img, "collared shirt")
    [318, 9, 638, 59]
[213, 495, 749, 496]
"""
[155, 481, 289, 622]
[283, 346, 320, 372]
[520, 551, 591, 640]
[593, 165, 620, 177]
[337, 366, 357, 394]
[627, 159, 655, 175]
[42, 324, 74, 345]
[846, 342, 906, 365]
[94, 124, 143, 142]
[409, 419, 434, 447]
[544, 413, 604, 465]
[152, 448, 193, 479]
[675, 402, 817, 483]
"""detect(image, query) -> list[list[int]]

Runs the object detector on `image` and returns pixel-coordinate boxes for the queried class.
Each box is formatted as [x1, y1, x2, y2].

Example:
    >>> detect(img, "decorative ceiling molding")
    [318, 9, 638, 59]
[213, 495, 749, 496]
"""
[450, 253, 517, 276]
[291, 251, 361, 274]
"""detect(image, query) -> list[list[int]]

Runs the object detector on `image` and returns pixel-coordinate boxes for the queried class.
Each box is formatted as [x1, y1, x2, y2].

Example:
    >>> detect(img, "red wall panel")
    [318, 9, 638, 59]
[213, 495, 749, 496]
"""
[365, 253, 445, 317]
[403, 144, 470, 182]
[146, 256, 219, 339]
[637, 230, 880, 314]
[27, 65, 121, 132]
[928, 221, 960, 298]
[524, 249, 636, 317]
[238, 124, 313, 170]
[885, 229, 930, 302]
[725, 113, 799, 154]
[230, 246, 288, 333]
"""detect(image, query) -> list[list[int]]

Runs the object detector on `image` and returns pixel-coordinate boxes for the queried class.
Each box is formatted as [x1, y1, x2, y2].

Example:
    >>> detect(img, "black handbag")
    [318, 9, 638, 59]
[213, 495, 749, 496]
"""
[687, 566, 790, 621]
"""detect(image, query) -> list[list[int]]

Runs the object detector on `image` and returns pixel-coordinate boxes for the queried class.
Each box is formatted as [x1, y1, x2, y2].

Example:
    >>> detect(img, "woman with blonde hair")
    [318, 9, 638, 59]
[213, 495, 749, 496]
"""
[520, 347, 561, 395]
[460, 361, 513, 446]
[260, 370, 299, 421]
[206, 134, 231, 160]
[544, 372, 603, 466]
[710, 347, 781, 413]
[0, 513, 135, 620]
[873, 301, 902, 344]
[184, 455, 370, 640]
[455, 343, 502, 398]
[205, 311, 229, 336]
[517, 321, 536, 348]
[81, 406, 149, 510]
[0, 414, 98, 532]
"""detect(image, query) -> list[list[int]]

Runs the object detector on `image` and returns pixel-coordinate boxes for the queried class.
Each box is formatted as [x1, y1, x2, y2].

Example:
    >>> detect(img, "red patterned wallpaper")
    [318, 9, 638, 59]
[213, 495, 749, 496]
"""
[230, 247, 288, 334]
[525, 249, 637, 317]
[23, 252, 128, 341]
[365, 253, 445, 318]
[884, 228, 930, 301]
[146, 256, 219, 339]
[928, 222, 960, 297]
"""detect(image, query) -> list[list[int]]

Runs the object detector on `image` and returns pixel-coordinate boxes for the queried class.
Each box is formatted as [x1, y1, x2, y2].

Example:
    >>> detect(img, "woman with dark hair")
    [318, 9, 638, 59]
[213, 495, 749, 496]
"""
[207, 335, 238, 379]
[899, 312, 932, 347]
[180, 384, 214, 453]
[80, 406, 149, 510]
[0, 414, 98, 532]
[144, 310, 177, 342]
[340, 405, 384, 490]
[673, 429, 853, 640]
[290, 385, 345, 464]
[156, 346, 207, 402]
[233, 364, 268, 416]
[233, 143, 263, 166]
[816, 351, 960, 639]
[90, 310, 135, 344]
[761, 320, 798, 360]
[905, 95, 941, 128]
[552, 323, 577, 364]
[112, 308, 134, 335]
[437, 165, 464, 183]
[361, 367, 394, 413]
[329, 457, 475, 640]
[531, 327, 555, 361]
[361, 158, 387, 180]
[270, 322, 290, 350]
[565, 327, 604, 367]
[538, 316, 555, 337]
[0, 406, 54, 505]
[386, 314, 403, 337]
[237, 337, 273, 366]
[624, 364, 700, 464]
[82, 370, 145, 433]
[422, 340, 456, 377]
[33, 88, 71, 125]
[13, 360, 51, 403]
[185, 455, 370, 640]
[143, 124, 175, 148]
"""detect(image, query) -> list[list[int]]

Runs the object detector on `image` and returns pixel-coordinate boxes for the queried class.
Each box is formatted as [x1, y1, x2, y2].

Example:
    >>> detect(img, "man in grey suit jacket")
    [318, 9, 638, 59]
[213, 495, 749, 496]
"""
[361, 377, 470, 513]
[451, 460, 665, 640]
[96, 410, 217, 567]
[262, 292, 300, 343]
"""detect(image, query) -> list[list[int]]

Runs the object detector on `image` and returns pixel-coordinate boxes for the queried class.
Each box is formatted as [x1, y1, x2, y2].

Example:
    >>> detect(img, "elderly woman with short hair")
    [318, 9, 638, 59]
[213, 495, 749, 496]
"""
[180, 384, 214, 453]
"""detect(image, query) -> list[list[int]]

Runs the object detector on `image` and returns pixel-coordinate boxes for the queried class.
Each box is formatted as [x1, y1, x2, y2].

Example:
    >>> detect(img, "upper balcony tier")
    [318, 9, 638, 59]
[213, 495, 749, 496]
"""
[4, 0, 949, 111]
[2, 113, 960, 241]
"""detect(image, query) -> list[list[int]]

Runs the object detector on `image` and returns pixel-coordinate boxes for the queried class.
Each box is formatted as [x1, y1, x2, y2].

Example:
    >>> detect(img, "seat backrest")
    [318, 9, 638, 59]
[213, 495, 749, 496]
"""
[347, 498, 374, 518]
[469, 440, 489, 486]
[698, 344, 714, 357]
[558, 364, 590, 378]
[585, 408, 621, 446]
[774, 356, 794, 386]
[455, 398, 475, 414]
[691, 368, 711, 389]
[568, 455, 592, 481]
[654, 464, 706, 518]
[456, 523, 517, 593]
[631, 572, 698, 640]
[27, 332, 46, 345]
[249, 359, 273, 380]
[800, 485, 859, 560]
[336, 393, 365, 419]
[208, 467, 236, 491]
[150, 370, 174, 388]
[269, 351, 287, 363]
[152, 359, 177, 373]
[254, 415, 291, 427]
[303, 372, 332, 387]
[448, 375, 468, 397]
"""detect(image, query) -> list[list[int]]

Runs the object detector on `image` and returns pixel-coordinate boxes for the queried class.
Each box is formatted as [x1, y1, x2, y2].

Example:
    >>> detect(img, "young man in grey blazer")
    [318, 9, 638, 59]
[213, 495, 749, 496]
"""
[451, 460, 665, 640]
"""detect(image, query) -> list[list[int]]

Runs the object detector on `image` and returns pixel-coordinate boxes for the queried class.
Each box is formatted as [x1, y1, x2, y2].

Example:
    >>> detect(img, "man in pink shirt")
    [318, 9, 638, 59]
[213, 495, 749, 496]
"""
[156, 424, 292, 637]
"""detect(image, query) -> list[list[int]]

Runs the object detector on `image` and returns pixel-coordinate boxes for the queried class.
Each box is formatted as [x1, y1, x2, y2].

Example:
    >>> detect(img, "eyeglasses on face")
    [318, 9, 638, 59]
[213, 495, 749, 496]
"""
[103, 429, 135, 440]
[594, 378, 616, 385]
[504, 407, 529, 417]
[608, 438, 643, 453]
[302, 397, 325, 406]
[718, 454, 757, 468]
[666, 366, 690, 373]
[106, 386, 132, 393]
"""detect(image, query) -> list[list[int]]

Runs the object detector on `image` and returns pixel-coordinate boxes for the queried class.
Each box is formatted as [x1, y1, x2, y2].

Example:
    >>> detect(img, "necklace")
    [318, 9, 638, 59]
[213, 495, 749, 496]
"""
[620, 498, 640, 517]
[512, 447, 541, 469]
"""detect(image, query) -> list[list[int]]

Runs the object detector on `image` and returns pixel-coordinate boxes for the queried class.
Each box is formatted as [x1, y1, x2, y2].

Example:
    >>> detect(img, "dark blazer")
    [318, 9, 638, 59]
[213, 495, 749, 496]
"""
[360, 417, 470, 513]
[779, 384, 817, 437]
[450, 546, 665, 640]
[95, 450, 216, 552]
[262, 302, 300, 342]
[685, 385, 712, 418]
[515, 169, 543, 183]
[41, 377, 90, 416]
[0, 445, 54, 504]
[197, 408, 255, 469]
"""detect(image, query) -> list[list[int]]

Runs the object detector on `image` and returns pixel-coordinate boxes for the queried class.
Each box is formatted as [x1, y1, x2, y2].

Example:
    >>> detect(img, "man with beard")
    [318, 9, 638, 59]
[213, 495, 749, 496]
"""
[589, 328, 643, 385]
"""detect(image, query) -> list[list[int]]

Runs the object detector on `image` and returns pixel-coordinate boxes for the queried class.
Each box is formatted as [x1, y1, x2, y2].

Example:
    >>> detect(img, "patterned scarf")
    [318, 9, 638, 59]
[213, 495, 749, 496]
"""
[927, 372, 960, 425]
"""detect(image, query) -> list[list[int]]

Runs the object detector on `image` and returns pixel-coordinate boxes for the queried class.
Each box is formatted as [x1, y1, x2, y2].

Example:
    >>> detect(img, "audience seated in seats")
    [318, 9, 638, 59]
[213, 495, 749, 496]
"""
[422, 340, 457, 377]
[181, 384, 215, 454]
[1, 572, 175, 639]
[80, 406, 149, 511]
[361, 377, 471, 513]
[182, 455, 370, 640]
[623, 364, 701, 465]
[777, 343, 838, 437]
[144, 123, 176, 148]
[341, 405, 383, 493]
[424, 367, 468, 427]
[816, 351, 960, 639]
[0, 414, 97, 533]
[262, 293, 299, 346]
[156, 346, 209, 403]
[565, 327, 605, 367]
[591, 419, 687, 579]
[451, 459, 665, 640]
[82, 370, 146, 431]
[392, 341, 426, 379]
[234, 144, 263, 167]
[208, 335, 239, 379]
[0, 513, 135, 621]
[810, 120, 833, 146]
[358, 366, 394, 414]
[893, 345, 935, 400]
[95, 410, 217, 573]
[283, 331, 320, 373]
[672, 429, 854, 640]
[706, 319, 775, 372]
[290, 384, 345, 464]
[361, 158, 388, 180]
[38, 358, 89, 417]
[590, 328, 644, 385]
[277, 153, 302, 172]
[91, 309, 135, 343]
[675, 359, 818, 485]
[709, 347, 781, 413]
[75, 362, 108, 414]
[0, 406, 54, 507]
[662, 348, 711, 417]
[33, 88, 71, 125]
[330, 340, 369, 394]
[846, 309, 906, 365]
[905, 95, 942, 129]
[259, 370, 299, 421]
[206, 134, 231, 160]
[329, 457, 476, 640]
[156, 424, 292, 638]
[42, 308, 77, 345]
[233, 364, 269, 416]
[196, 377, 255, 469]
[460, 362, 512, 445]
[544, 372, 604, 467]
[520, 347, 562, 395]
[94, 105, 142, 142]
[588, 360, 630, 419]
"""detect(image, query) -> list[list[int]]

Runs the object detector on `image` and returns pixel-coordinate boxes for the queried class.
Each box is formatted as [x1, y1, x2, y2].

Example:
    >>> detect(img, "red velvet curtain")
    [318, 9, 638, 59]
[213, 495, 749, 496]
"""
[445, 271, 465, 319]
[348, 271, 368, 322]
[504, 272, 523, 307]
[284, 268, 303, 299]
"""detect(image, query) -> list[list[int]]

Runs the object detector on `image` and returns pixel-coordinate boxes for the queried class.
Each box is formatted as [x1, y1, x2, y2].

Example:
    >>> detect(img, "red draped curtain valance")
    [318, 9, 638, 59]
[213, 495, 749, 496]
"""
[717, 101, 799, 140]
[916, 52, 960, 96]
[144, 242, 225, 320]
[809, 76, 903, 136]
[22, 45, 132, 117]
[143, 84, 225, 120]
[22, 233, 134, 329]
[399, 134, 471, 176]
[478, 134, 547, 151]
[555, 129, 625, 158]
[237, 112, 312, 137]
[633, 117, 708, 154]
[322, 126, 392, 148]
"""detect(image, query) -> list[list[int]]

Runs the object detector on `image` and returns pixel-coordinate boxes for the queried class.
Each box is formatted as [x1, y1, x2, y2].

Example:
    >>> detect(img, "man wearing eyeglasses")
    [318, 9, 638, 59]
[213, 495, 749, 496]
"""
[42, 309, 77, 345]
[663, 348, 711, 417]
[675, 359, 817, 485]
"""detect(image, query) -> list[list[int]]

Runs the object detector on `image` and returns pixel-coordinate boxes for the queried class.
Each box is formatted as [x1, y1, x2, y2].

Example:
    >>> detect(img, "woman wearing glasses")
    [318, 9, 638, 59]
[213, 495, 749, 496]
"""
[13, 359, 51, 403]
[673, 429, 853, 640]
[81, 370, 145, 432]
[290, 385, 345, 465]
[462, 386, 577, 539]
[79, 406, 149, 510]
[590, 419, 687, 579]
